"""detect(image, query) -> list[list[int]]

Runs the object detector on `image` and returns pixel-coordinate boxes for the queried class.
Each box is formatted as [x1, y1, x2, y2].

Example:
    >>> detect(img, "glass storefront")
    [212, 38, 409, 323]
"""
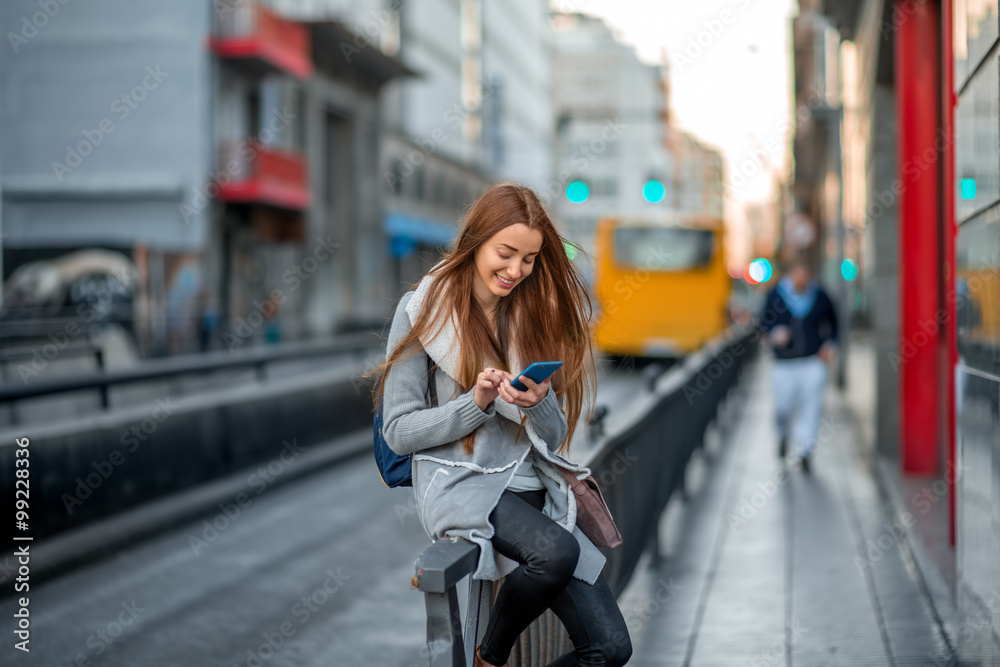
[953, 2, 1000, 662]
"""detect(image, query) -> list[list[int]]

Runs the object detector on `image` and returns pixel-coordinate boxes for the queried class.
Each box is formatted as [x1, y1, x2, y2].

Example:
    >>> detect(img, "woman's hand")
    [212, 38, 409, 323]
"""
[496, 371, 549, 408]
[473, 367, 503, 412]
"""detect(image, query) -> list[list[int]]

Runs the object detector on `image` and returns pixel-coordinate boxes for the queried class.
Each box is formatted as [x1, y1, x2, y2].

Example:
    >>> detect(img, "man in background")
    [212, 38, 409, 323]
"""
[758, 258, 838, 472]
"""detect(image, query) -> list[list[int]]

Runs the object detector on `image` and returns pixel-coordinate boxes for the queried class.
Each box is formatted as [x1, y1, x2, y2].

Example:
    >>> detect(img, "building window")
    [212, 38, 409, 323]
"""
[591, 177, 618, 197]
[433, 171, 446, 206]
[291, 87, 305, 150]
[387, 158, 406, 195]
[259, 76, 302, 150]
[414, 165, 426, 201]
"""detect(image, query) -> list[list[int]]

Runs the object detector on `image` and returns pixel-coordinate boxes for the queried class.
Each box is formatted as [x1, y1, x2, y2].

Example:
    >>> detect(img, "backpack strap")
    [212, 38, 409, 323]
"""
[425, 354, 439, 408]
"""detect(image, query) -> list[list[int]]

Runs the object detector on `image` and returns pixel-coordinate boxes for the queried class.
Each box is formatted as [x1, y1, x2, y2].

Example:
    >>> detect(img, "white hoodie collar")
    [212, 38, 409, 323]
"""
[404, 259, 528, 427]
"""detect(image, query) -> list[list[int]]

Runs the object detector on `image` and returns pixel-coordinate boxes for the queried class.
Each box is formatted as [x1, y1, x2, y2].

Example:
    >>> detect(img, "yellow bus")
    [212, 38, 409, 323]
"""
[592, 216, 731, 359]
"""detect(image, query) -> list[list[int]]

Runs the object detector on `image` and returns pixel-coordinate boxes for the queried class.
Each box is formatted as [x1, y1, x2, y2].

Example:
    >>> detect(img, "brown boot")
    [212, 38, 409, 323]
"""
[474, 645, 506, 667]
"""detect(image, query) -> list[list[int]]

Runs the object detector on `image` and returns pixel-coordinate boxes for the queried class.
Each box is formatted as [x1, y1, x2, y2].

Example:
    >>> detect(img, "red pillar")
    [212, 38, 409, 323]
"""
[896, 0, 942, 475]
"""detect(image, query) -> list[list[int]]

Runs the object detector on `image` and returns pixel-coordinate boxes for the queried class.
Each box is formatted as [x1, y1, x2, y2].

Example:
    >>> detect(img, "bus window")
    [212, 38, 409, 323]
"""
[612, 227, 715, 271]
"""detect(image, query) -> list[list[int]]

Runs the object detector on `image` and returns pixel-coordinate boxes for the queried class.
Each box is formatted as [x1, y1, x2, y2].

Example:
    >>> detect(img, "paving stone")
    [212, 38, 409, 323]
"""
[621, 358, 955, 666]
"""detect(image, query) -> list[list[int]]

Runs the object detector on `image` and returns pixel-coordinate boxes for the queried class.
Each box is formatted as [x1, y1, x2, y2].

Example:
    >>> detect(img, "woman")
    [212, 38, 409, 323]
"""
[367, 183, 632, 666]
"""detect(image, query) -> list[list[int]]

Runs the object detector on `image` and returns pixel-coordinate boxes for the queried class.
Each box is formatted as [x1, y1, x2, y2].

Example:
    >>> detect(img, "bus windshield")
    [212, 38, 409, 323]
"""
[612, 227, 715, 271]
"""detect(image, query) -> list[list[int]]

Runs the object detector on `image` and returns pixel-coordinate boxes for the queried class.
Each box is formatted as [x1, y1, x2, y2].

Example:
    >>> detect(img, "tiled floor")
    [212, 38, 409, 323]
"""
[617, 356, 954, 666]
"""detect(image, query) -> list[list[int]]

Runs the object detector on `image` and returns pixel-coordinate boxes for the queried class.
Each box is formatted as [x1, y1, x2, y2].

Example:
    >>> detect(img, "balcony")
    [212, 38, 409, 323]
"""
[217, 142, 311, 210]
[210, 2, 312, 79]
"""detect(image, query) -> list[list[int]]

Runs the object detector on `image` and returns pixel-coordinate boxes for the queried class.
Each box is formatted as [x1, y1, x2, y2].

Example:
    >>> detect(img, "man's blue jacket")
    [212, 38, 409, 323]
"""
[758, 280, 839, 360]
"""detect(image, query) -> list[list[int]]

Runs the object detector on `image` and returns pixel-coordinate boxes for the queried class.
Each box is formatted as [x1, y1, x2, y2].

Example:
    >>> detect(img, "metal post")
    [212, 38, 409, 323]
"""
[941, 0, 957, 547]
[829, 106, 848, 389]
[424, 588, 466, 667]
[812, 103, 848, 389]
[464, 578, 492, 663]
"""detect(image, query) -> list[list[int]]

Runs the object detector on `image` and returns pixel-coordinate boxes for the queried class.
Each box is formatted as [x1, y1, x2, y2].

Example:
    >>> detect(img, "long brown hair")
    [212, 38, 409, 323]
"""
[365, 182, 597, 455]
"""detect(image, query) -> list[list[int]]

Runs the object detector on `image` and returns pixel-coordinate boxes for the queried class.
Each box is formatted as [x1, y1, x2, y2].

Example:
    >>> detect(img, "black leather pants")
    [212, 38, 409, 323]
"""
[478, 489, 632, 667]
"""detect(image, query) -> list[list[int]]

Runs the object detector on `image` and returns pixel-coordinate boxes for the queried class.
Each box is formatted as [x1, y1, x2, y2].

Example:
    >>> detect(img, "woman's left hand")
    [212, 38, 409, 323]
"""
[496, 371, 549, 407]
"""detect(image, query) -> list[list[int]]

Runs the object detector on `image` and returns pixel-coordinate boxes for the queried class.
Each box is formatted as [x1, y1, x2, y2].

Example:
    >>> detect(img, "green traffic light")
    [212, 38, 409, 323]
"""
[642, 180, 665, 203]
[841, 259, 858, 281]
[566, 181, 589, 203]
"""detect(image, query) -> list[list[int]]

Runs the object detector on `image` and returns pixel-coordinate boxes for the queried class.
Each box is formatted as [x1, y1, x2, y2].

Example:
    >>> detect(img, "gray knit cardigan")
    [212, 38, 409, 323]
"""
[382, 291, 606, 584]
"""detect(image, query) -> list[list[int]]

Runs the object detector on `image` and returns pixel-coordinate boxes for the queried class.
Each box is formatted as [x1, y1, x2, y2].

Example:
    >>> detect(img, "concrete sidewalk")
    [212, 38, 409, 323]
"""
[617, 353, 954, 666]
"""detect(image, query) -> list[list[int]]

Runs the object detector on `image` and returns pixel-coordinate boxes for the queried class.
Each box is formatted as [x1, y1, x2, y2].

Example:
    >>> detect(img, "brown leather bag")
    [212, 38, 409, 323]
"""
[559, 468, 623, 549]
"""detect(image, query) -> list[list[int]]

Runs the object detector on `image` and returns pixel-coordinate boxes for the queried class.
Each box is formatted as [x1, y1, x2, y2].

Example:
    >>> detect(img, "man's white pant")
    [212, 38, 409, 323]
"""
[771, 355, 827, 458]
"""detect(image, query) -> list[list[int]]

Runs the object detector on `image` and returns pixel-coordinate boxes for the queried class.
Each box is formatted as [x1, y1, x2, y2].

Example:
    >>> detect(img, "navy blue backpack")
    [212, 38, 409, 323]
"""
[374, 354, 438, 487]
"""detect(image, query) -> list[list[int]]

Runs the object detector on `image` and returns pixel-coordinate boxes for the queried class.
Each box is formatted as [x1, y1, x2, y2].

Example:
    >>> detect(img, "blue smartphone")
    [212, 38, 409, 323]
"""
[509, 361, 563, 391]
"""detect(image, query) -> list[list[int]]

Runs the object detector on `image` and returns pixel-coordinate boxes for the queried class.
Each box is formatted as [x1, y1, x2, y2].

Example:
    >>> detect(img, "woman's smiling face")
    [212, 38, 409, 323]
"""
[472, 223, 543, 310]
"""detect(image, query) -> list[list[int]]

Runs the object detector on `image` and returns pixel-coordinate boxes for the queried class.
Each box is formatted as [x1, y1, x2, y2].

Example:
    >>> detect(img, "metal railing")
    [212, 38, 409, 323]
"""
[0, 343, 104, 370]
[0, 332, 380, 408]
[412, 327, 759, 666]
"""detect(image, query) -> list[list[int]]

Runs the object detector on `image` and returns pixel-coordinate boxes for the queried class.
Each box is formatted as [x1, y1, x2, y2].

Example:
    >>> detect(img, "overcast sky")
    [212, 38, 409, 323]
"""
[553, 0, 798, 207]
